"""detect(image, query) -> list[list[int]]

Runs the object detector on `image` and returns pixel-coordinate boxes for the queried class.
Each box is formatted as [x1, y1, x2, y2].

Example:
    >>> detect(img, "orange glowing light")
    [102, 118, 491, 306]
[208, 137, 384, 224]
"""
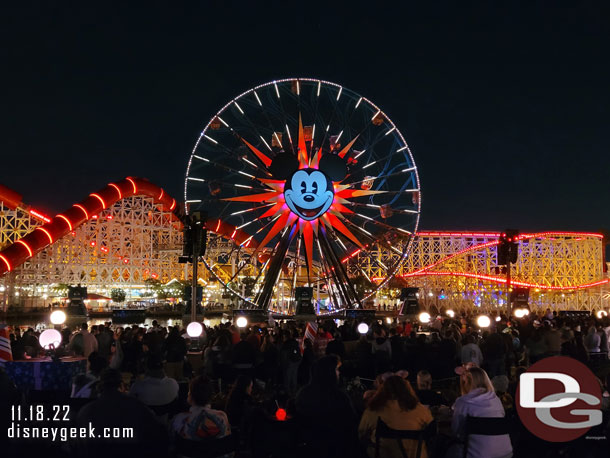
[16, 240, 33, 257]
[36, 227, 54, 244]
[0, 254, 11, 272]
[109, 183, 122, 199]
[90, 193, 106, 209]
[126, 177, 137, 194]
[56, 214, 73, 231]
[74, 204, 89, 219]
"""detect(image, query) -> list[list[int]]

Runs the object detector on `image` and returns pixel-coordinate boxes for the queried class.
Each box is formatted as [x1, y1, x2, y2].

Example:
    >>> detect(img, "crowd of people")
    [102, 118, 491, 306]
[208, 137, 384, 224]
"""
[2, 309, 610, 457]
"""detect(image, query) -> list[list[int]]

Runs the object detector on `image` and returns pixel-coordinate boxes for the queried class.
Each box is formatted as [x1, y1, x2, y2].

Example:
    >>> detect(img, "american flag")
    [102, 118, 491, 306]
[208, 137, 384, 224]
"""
[0, 326, 13, 362]
[303, 321, 318, 347]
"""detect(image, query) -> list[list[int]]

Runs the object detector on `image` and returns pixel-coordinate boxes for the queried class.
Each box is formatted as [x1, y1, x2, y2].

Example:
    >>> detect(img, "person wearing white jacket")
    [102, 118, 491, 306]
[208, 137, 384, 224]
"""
[449, 366, 513, 458]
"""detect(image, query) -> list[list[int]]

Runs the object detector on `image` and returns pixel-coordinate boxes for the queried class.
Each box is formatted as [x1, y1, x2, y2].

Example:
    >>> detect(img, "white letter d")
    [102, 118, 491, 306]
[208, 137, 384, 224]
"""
[520, 372, 580, 408]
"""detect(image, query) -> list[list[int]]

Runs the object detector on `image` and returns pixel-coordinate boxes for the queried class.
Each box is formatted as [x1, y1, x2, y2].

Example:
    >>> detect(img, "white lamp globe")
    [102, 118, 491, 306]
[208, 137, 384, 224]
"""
[357, 322, 369, 334]
[596, 310, 608, 319]
[477, 315, 491, 328]
[514, 309, 525, 318]
[186, 322, 203, 338]
[446, 309, 455, 318]
[39, 329, 62, 349]
[50, 310, 66, 325]
[236, 316, 248, 328]
[495, 316, 501, 322]
[418, 312, 431, 324]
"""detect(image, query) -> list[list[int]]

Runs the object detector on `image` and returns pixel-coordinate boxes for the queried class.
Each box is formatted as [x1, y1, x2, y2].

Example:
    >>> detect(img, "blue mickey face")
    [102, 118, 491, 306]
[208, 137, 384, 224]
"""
[284, 169, 334, 220]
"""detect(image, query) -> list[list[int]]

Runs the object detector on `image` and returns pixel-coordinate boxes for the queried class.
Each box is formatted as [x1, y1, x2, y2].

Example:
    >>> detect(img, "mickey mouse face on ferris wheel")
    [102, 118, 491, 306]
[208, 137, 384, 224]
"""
[269, 152, 348, 221]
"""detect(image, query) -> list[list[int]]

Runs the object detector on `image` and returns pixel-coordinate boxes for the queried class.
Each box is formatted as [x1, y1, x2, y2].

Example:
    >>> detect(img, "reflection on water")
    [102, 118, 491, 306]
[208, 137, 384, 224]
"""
[3, 316, 225, 331]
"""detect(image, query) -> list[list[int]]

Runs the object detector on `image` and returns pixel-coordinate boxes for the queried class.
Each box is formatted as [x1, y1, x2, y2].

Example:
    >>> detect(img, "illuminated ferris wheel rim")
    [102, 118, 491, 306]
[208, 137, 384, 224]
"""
[183, 77, 421, 307]
[184, 77, 421, 214]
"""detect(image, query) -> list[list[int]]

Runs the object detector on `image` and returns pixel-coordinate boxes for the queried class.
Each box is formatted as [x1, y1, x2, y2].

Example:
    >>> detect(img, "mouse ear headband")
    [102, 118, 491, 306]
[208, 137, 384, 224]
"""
[269, 152, 348, 181]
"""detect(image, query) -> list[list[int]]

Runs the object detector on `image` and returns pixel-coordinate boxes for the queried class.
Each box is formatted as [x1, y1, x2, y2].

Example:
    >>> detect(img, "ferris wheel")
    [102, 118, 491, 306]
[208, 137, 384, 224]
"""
[184, 78, 420, 311]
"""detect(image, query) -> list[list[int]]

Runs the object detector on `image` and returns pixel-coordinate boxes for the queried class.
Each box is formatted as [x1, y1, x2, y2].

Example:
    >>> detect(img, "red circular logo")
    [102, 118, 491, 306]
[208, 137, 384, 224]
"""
[516, 356, 602, 442]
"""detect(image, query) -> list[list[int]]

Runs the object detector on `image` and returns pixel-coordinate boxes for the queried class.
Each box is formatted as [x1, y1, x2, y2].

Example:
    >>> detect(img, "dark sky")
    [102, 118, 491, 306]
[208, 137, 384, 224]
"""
[2, 1, 609, 233]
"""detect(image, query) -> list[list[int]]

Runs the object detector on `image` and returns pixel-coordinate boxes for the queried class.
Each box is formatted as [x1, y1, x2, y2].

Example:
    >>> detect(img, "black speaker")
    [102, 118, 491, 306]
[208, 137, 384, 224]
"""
[68, 286, 87, 301]
[510, 288, 529, 307]
[400, 287, 420, 315]
[295, 287, 314, 315]
[184, 286, 203, 302]
[295, 287, 313, 300]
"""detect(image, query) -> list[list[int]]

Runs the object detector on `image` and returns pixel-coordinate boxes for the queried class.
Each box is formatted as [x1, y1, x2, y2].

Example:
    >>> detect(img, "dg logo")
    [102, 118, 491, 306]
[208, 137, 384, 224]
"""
[516, 356, 602, 442]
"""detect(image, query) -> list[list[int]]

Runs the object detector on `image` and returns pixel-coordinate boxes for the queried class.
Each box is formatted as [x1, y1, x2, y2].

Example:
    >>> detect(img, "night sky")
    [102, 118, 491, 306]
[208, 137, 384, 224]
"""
[2, 2, 609, 234]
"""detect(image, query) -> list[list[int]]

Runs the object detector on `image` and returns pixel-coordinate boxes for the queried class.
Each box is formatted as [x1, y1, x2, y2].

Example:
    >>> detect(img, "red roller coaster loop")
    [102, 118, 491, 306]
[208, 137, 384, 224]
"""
[0, 177, 177, 276]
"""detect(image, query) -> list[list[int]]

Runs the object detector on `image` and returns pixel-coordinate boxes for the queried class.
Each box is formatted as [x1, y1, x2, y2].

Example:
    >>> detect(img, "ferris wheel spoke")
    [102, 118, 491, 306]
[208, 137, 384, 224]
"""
[346, 168, 418, 188]
[190, 155, 272, 187]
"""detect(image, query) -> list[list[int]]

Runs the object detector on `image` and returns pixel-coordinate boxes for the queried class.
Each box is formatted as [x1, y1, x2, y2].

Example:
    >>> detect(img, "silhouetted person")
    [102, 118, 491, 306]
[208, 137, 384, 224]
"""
[74, 368, 167, 458]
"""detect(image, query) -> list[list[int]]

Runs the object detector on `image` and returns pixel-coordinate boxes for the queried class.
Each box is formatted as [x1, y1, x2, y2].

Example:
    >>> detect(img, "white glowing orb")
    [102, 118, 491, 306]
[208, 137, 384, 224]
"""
[418, 312, 431, 324]
[514, 309, 525, 318]
[236, 316, 248, 328]
[495, 316, 501, 322]
[186, 322, 203, 338]
[357, 322, 369, 334]
[477, 315, 491, 328]
[385, 317, 392, 324]
[596, 310, 608, 319]
[50, 310, 66, 325]
[39, 329, 62, 349]
[446, 310, 455, 318]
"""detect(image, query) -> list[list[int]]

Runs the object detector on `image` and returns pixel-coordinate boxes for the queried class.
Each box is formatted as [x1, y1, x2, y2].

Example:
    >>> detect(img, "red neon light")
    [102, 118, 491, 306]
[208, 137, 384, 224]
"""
[416, 230, 603, 239]
[74, 204, 89, 219]
[56, 214, 73, 231]
[399, 271, 609, 291]
[151, 273, 158, 279]
[101, 246, 108, 253]
[90, 193, 106, 209]
[169, 198, 176, 211]
[29, 209, 52, 223]
[90, 241, 96, 247]
[275, 408, 287, 421]
[126, 177, 137, 194]
[158, 189, 164, 200]
[216, 220, 221, 232]
[16, 240, 33, 257]
[123, 259, 129, 264]
[231, 229, 237, 239]
[416, 231, 501, 238]
[109, 183, 122, 199]
[106, 215, 113, 220]
[0, 254, 11, 272]
[36, 227, 53, 244]
[92, 215, 98, 219]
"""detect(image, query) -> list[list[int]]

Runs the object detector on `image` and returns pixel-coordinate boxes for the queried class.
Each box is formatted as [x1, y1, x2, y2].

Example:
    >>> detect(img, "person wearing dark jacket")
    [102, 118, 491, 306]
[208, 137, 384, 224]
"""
[74, 368, 168, 458]
[163, 326, 187, 380]
[326, 332, 346, 361]
[296, 355, 358, 457]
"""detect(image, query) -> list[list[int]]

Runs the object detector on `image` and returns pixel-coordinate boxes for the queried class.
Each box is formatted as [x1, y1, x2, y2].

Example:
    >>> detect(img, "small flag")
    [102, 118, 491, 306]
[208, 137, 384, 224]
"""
[0, 326, 13, 362]
[304, 321, 318, 343]
[301, 321, 318, 352]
